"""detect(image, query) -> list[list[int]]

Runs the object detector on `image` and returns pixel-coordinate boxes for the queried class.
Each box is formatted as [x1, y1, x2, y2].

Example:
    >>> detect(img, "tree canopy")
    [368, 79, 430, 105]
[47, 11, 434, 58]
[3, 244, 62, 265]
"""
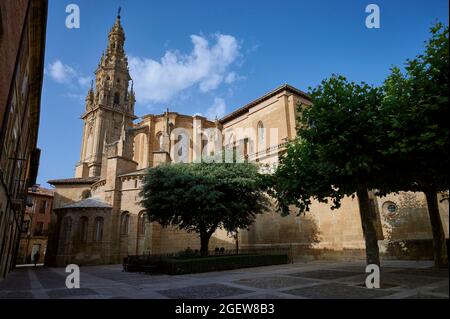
[140, 162, 270, 255]
[379, 22, 449, 193]
[273, 75, 384, 265]
[272, 22, 449, 267]
[378, 23, 449, 267]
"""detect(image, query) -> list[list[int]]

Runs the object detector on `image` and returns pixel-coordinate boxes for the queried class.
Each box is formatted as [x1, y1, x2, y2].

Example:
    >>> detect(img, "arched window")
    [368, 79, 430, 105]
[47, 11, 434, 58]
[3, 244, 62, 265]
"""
[177, 135, 183, 157]
[86, 126, 94, 159]
[228, 133, 235, 147]
[138, 211, 147, 236]
[114, 92, 120, 105]
[257, 121, 265, 148]
[156, 132, 163, 151]
[120, 212, 130, 235]
[94, 217, 104, 242]
[62, 216, 72, 239]
[79, 217, 88, 243]
[176, 134, 188, 162]
[201, 134, 208, 159]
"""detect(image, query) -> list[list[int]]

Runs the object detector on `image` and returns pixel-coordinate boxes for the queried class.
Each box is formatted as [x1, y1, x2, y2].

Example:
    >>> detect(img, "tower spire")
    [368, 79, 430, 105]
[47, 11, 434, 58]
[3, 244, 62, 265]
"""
[77, 11, 135, 178]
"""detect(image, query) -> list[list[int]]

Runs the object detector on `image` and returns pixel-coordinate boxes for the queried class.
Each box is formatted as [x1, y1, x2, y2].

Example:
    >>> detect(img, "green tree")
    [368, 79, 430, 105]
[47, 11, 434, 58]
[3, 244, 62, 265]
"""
[380, 23, 449, 267]
[273, 75, 384, 266]
[140, 162, 270, 256]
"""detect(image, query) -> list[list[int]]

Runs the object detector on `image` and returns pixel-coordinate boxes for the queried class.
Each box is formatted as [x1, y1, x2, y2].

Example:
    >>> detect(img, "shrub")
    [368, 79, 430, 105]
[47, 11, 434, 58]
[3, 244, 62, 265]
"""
[160, 254, 289, 275]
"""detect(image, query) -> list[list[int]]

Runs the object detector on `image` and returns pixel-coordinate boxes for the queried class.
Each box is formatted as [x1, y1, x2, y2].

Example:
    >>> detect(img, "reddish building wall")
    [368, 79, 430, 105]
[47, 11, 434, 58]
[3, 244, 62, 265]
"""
[0, 0, 29, 128]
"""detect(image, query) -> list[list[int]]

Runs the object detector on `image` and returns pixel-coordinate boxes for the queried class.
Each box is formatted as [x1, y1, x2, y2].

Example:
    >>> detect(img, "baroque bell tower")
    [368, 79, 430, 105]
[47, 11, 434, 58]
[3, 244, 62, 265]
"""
[75, 11, 137, 178]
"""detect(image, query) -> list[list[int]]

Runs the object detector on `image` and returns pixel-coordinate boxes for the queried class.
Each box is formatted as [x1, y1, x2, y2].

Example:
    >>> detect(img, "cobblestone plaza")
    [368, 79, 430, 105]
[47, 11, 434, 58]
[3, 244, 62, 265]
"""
[1, 261, 447, 299]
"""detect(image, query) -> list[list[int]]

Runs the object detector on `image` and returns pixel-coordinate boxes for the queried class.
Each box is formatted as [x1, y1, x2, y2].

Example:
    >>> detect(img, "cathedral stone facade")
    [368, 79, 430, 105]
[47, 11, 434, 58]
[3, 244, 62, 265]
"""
[45, 16, 449, 267]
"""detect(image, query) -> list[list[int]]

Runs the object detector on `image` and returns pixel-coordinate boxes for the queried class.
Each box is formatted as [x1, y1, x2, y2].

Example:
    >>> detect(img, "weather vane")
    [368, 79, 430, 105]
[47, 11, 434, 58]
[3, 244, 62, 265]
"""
[117, 7, 122, 19]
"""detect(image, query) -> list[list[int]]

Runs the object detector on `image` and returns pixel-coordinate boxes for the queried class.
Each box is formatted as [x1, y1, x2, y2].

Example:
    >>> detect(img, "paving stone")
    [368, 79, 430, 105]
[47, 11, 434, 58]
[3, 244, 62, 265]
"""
[330, 265, 403, 274]
[241, 294, 287, 299]
[347, 272, 445, 290]
[328, 265, 367, 273]
[46, 288, 98, 299]
[234, 276, 317, 289]
[0, 269, 30, 290]
[389, 268, 449, 278]
[0, 261, 445, 299]
[80, 269, 160, 285]
[375, 273, 444, 289]
[289, 270, 363, 280]
[284, 282, 396, 299]
[33, 268, 68, 289]
[429, 284, 449, 295]
[158, 283, 252, 299]
[405, 293, 448, 299]
[0, 291, 34, 299]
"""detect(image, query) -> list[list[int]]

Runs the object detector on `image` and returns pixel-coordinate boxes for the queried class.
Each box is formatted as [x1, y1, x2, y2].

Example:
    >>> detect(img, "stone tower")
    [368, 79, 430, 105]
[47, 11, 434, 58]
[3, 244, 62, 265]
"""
[75, 12, 136, 178]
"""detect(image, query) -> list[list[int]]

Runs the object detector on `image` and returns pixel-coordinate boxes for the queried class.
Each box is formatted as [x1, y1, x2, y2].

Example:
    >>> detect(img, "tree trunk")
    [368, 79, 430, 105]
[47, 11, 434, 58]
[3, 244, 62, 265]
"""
[424, 189, 448, 268]
[235, 231, 239, 255]
[357, 187, 381, 266]
[200, 233, 210, 257]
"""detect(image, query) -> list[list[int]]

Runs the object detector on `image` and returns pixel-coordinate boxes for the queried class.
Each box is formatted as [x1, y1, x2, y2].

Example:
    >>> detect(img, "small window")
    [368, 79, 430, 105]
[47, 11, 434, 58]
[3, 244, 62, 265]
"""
[94, 217, 104, 242]
[38, 200, 46, 214]
[79, 217, 88, 243]
[138, 212, 146, 236]
[177, 135, 183, 157]
[157, 133, 163, 151]
[244, 138, 249, 160]
[35, 222, 44, 236]
[22, 220, 30, 233]
[114, 92, 120, 105]
[257, 121, 265, 147]
[63, 217, 72, 239]
[387, 204, 397, 214]
[120, 212, 130, 235]
[383, 201, 398, 216]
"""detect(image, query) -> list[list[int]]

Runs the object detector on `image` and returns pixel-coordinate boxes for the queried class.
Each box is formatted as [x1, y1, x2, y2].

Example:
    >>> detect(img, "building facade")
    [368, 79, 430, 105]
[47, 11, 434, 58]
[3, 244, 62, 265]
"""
[46, 15, 449, 267]
[0, 0, 47, 279]
[16, 186, 54, 265]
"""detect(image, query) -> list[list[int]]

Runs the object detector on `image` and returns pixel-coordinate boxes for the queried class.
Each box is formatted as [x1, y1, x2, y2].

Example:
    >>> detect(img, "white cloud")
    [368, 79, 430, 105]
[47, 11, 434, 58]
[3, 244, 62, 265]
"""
[129, 34, 241, 104]
[48, 60, 77, 84]
[77, 76, 91, 87]
[63, 93, 85, 101]
[206, 98, 226, 120]
[225, 72, 237, 84]
[47, 60, 91, 88]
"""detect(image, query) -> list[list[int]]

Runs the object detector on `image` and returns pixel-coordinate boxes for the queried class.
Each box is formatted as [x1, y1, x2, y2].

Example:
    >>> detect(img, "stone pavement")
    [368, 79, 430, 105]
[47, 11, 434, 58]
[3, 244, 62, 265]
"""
[0, 260, 448, 299]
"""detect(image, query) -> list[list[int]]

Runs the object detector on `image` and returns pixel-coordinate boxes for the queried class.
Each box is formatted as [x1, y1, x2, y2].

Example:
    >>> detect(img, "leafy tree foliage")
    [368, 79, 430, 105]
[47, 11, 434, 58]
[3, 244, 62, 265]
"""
[380, 23, 449, 267]
[273, 75, 384, 266]
[273, 22, 449, 268]
[140, 162, 270, 256]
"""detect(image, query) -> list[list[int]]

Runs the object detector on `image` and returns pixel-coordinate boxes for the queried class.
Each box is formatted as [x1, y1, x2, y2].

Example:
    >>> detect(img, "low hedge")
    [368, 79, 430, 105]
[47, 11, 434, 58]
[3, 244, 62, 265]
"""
[160, 254, 289, 275]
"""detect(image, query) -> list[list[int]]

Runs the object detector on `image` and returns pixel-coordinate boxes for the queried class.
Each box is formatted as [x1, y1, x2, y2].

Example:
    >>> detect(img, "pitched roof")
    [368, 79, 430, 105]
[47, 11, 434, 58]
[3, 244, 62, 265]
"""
[56, 197, 112, 210]
[219, 84, 310, 123]
[48, 177, 99, 185]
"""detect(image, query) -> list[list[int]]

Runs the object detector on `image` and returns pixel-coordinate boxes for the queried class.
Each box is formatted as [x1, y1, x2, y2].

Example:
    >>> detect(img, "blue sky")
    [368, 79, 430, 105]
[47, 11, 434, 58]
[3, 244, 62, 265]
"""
[37, 0, 449, 187]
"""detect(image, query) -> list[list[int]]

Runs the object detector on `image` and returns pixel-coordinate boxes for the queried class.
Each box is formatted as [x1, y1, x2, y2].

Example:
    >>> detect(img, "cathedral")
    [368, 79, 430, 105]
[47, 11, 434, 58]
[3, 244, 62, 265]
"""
[45, 15, 449, 267]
